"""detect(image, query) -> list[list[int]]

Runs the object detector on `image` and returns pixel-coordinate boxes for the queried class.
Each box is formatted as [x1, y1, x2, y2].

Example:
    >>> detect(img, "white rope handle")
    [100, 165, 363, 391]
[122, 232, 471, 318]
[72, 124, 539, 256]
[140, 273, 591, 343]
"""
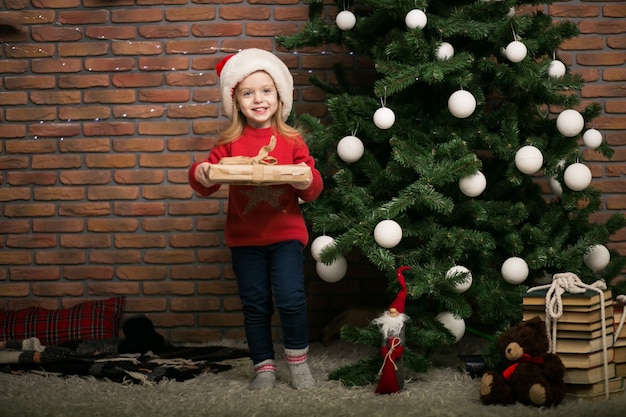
[527, 272, 610, 400]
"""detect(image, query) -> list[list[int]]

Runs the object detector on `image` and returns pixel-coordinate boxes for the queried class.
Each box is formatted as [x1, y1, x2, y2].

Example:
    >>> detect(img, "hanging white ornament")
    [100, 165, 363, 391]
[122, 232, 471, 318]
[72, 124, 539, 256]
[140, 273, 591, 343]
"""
[459, 171, 486, 197]
[337, 135, 364, 163]
[448, 90, 476, 118]
[435, 311, 465, 343]
[373, 107, 395, 129]
[556, 109, 584, 137]
[373, 219, 402, 248]
[405, 9, 427, 30]
[507, 7, 516, 18]
[436, 42, 454, 60]
[501, 256, 529, 284]
[316, 256, 347, 283]
[514, 145, 543, 174]
[446, 265, 473, 294]
[505, 40, 527, 62]
[548, 60, 566, 78]
[582, 128, 603, 149]
[310, 235, 335, 262]
[335, 10, 356, 31]
[548, 177, 562, 197]
[563, 162, 592, 191]
[583, 244, 610, 272]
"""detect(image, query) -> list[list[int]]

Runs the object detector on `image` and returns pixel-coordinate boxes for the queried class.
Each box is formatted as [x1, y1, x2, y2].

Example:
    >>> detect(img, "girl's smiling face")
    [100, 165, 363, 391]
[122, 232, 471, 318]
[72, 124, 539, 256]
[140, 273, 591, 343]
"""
[235, 71, 279, 129]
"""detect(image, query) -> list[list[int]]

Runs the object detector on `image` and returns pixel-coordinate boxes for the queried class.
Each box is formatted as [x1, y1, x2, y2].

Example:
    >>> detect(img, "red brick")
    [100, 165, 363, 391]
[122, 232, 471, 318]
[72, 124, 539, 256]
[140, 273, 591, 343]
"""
[169, 296, 221, 311]
[32, 283, 84, 297]
[85, 26, 137, 40]
[113, 170, 164, 185]
[58, 202, 111, 216]
[35, 251, 86, 265]
[164, 7, 216, 22]
[6, 235, 56, 249]
[114, 234, 166, 248]
[116, 266, 167, 280]
[7, 171, 57, 186]
[143, 282, 195, 296]
[111, 73, 163, 88]
[59, 171, 111, 185]
[59, 138, 110, 153]
[5, 139, 57, 154]
[142, 185, 194, 200]
[59, 106, 111, 122]
[9, 267, 60, 281]
[60, 234, 112, 249]
[58, 74, 110, 88]
[32, 218, 84, 233]
[87, 185, 139, 200]
[112, 106, 165, 119]
[58, 43, 109, 57]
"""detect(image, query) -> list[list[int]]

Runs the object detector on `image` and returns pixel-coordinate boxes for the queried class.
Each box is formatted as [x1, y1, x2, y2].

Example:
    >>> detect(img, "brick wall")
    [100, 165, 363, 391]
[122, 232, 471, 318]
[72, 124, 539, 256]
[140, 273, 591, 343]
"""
[0, 0, 624, 344]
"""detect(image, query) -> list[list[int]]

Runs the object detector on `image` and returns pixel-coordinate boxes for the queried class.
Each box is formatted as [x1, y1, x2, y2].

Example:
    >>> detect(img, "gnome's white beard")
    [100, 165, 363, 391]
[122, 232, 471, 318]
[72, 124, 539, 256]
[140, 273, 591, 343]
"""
[372, 311, 408, 339]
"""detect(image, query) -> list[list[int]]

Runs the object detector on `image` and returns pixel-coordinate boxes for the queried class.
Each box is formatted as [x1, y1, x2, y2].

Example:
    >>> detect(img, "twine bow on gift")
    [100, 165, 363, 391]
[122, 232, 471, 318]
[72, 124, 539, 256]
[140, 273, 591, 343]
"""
[219, 136, 278, 166]
[527, 272, 611, 399]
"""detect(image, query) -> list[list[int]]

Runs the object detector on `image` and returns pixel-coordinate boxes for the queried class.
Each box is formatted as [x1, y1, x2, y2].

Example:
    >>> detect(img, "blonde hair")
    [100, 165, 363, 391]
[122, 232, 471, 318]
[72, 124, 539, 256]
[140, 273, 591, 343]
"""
[217, 82, 301, 145]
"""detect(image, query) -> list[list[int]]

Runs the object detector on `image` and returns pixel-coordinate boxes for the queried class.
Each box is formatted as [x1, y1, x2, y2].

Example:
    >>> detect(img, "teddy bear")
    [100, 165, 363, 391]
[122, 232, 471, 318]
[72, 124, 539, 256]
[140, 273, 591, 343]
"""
[480, 316, 566, 407]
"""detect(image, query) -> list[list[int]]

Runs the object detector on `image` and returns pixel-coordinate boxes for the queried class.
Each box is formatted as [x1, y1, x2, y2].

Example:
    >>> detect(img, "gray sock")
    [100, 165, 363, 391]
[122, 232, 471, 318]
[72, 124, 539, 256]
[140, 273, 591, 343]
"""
[284, 347, 316, 389]
[248, 359, 276, 391]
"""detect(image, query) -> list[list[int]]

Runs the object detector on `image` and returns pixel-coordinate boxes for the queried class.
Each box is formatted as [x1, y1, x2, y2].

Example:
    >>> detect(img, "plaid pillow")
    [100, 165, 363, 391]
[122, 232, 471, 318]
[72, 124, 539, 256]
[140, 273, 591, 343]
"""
[0, 297, 124, 346]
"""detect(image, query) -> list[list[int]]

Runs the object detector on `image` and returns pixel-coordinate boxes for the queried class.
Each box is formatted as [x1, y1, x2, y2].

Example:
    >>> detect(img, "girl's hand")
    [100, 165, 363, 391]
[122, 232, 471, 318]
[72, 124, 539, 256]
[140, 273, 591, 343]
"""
[293, 163, 312, 190]
[195, 162, 213, 188]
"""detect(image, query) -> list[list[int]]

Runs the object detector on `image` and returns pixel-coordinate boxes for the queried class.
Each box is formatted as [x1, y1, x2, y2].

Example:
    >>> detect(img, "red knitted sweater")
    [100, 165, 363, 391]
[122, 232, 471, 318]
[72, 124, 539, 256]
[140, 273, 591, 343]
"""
[188, 125, 323, 247]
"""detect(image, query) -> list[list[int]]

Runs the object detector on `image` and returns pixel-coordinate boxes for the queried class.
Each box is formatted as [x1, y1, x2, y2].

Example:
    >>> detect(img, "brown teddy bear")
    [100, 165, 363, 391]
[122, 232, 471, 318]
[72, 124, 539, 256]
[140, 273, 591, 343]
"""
[480, 316, 566, 407]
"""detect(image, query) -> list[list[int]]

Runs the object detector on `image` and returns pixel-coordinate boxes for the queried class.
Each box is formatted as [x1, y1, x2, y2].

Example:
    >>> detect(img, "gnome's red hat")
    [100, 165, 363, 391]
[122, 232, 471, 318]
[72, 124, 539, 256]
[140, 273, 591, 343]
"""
[389, 266, 410, 313]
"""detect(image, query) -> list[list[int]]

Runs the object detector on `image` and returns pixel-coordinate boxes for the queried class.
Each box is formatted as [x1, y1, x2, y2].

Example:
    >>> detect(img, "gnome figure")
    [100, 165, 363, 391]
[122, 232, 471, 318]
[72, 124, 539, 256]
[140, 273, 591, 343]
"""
[372, 265, 410, 394]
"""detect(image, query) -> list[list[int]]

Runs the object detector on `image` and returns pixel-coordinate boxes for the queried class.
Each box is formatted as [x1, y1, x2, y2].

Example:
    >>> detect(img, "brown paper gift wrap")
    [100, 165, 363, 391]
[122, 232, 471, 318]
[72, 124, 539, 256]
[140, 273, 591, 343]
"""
[208, 163, 312, 186]
[207, 136, 312, 186]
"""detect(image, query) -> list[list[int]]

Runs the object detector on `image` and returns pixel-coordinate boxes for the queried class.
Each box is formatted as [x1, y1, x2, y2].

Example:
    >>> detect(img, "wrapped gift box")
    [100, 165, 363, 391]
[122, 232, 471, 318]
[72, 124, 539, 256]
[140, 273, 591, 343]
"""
[206, 135, 312, 186]
[208, 163, 312, 186]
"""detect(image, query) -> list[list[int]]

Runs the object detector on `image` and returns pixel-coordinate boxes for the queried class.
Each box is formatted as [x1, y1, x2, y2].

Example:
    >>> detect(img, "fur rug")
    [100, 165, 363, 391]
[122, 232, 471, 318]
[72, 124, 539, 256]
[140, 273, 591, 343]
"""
[1, 340, 624, 417]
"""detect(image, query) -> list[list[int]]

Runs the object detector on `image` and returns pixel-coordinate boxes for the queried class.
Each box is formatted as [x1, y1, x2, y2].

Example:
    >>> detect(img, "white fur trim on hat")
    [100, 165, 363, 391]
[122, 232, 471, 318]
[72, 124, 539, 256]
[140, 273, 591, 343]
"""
[219, 48, 293, 122]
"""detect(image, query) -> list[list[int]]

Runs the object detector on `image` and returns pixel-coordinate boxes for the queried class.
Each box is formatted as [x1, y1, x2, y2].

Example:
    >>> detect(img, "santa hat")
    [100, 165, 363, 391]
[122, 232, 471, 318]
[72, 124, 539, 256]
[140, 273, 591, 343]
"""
[216, 48, 293, 122]
[389, 266, 410, 313]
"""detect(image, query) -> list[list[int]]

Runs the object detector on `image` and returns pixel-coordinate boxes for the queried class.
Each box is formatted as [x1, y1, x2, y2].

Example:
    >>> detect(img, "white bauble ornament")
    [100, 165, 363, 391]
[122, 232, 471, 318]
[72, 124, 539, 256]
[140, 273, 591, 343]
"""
[582, 128, 603, 149]
[448, 90, 476, 118]
[508, 7, 516, 18]
[563, 163, 592, 191]
[548, 60, 566, 78]
[501, 256, 529, 284]
[373, 107, 395, 129]
[514, 145, 543, 174]
[435, 311, 465, 343]
[316, 256, 347, 283]
[373, 219, 402, 248]
[336, 10, 356, 31]
[310, 235, 335, 262]
[583, 244, 610, 272]
[436, 42, 454, 60]
[459, 171, 486, 197]
[505, 40, 527, 62]
[337, 135, 364, 163]
[446, 265, 473, 294]
[556, 109, 584, 137]
[548, 177, 563, 196]
[405, 9, 427, 30]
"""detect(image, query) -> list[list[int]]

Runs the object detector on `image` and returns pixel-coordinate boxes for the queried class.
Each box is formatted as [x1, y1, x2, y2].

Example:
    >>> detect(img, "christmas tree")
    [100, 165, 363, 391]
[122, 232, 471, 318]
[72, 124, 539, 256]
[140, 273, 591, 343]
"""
[279, 0, 626, 386]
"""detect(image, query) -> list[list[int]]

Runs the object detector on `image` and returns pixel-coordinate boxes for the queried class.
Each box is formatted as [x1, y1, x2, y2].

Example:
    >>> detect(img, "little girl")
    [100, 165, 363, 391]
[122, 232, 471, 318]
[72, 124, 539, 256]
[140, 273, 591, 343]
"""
[188, 48, 323, 390]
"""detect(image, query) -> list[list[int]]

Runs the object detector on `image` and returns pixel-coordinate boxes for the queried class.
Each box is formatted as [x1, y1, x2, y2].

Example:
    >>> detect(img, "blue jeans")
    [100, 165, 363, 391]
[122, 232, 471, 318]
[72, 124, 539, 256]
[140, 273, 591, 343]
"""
[231, 240, 309, 364]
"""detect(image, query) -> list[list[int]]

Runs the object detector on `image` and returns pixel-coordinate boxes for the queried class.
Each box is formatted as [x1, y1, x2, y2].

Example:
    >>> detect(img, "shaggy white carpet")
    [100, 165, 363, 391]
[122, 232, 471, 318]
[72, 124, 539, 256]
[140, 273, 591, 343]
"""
[1, 341, 624, 417]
